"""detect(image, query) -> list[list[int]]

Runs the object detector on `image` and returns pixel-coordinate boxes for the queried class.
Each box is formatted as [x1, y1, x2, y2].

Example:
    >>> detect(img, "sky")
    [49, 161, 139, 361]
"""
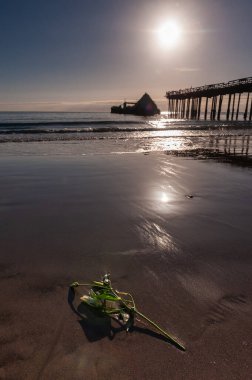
[0, 0, 251, 111]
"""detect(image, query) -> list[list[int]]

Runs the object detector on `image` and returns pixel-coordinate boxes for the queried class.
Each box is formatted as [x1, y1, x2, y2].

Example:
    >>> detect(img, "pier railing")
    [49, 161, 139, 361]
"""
[165, 77, 252, 120]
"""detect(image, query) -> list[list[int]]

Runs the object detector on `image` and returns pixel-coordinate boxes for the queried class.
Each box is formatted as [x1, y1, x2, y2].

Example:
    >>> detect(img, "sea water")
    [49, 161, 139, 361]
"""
[0, 111, 251, 157]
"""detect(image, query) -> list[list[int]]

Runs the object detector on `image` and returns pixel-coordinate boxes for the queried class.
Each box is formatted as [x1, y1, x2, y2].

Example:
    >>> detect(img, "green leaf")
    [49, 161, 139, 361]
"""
[70, 281, 79, 288]
[92, 281, 105, 287]
[96, 293, 121, 301]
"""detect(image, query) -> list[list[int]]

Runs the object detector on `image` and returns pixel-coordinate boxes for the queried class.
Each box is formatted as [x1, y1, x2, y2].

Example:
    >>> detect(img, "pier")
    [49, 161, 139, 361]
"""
[166, 76, 252, 120]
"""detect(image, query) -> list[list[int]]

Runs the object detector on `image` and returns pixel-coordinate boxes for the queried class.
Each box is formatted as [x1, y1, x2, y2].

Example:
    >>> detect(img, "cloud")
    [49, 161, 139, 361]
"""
[60, 99, 120, 106]
[175, 67, 201, 72]
[0, 99, 121, 112]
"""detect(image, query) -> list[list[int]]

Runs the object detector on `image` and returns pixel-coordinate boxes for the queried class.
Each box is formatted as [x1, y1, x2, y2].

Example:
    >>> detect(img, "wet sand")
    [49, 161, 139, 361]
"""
[0, 152, 252, 379]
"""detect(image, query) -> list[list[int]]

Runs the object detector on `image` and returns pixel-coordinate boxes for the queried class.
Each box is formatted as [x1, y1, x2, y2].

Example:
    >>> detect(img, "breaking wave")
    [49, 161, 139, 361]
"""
[0, 112, 251, 144]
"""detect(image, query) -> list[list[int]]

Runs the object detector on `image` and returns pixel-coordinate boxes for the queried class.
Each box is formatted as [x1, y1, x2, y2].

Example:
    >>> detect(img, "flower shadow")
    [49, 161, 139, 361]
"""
[68, 287, 124, 342]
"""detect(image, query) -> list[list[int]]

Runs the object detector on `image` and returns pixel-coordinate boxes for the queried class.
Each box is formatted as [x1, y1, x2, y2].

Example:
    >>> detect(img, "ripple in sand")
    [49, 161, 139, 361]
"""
[206, 294, 248, 325]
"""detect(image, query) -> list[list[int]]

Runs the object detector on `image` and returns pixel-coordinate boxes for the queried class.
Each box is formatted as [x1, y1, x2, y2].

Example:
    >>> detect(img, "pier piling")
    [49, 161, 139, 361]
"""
[166, 77, 252, 121]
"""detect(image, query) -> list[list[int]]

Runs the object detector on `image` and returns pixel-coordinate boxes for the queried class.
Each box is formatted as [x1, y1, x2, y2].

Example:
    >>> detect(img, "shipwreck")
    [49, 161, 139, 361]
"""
[111, 93, 160, 116]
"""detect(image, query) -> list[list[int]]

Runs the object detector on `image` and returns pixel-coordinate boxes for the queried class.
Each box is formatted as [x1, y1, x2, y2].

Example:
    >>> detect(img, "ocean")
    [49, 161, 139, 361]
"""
[0, 111, 251, 158]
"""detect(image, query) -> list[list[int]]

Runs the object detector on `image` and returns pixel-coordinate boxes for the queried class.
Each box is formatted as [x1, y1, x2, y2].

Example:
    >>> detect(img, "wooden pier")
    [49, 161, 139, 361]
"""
[166, 76, 252, 120]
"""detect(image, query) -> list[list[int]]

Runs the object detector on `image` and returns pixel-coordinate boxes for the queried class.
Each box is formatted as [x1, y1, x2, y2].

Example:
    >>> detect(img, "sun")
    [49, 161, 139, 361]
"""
[156, 20, 182, 49]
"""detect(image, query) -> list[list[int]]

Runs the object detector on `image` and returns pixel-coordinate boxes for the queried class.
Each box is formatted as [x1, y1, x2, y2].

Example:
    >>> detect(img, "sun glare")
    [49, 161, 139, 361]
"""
[156, 20, 182, 49]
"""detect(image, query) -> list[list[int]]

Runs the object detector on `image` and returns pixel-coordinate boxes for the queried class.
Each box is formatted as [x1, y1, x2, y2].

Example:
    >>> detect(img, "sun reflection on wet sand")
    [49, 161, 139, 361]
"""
[160, 192, 169, 203]
[135, 135, 189, 153]
[133, 154, 197, 262]
[137, 219, 181, 258]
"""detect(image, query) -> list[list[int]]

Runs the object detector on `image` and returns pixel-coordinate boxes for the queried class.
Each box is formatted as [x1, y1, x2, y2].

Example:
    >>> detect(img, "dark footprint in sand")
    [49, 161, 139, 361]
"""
[206, 294, 247, 325]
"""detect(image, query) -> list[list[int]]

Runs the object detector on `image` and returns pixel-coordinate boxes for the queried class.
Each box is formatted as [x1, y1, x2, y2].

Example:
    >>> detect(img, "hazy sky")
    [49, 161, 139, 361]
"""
[0, 0, 251, 111]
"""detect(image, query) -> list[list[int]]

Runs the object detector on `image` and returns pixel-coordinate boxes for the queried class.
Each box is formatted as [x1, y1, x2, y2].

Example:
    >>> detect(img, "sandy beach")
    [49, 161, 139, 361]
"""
[1, 151, 252, 379]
